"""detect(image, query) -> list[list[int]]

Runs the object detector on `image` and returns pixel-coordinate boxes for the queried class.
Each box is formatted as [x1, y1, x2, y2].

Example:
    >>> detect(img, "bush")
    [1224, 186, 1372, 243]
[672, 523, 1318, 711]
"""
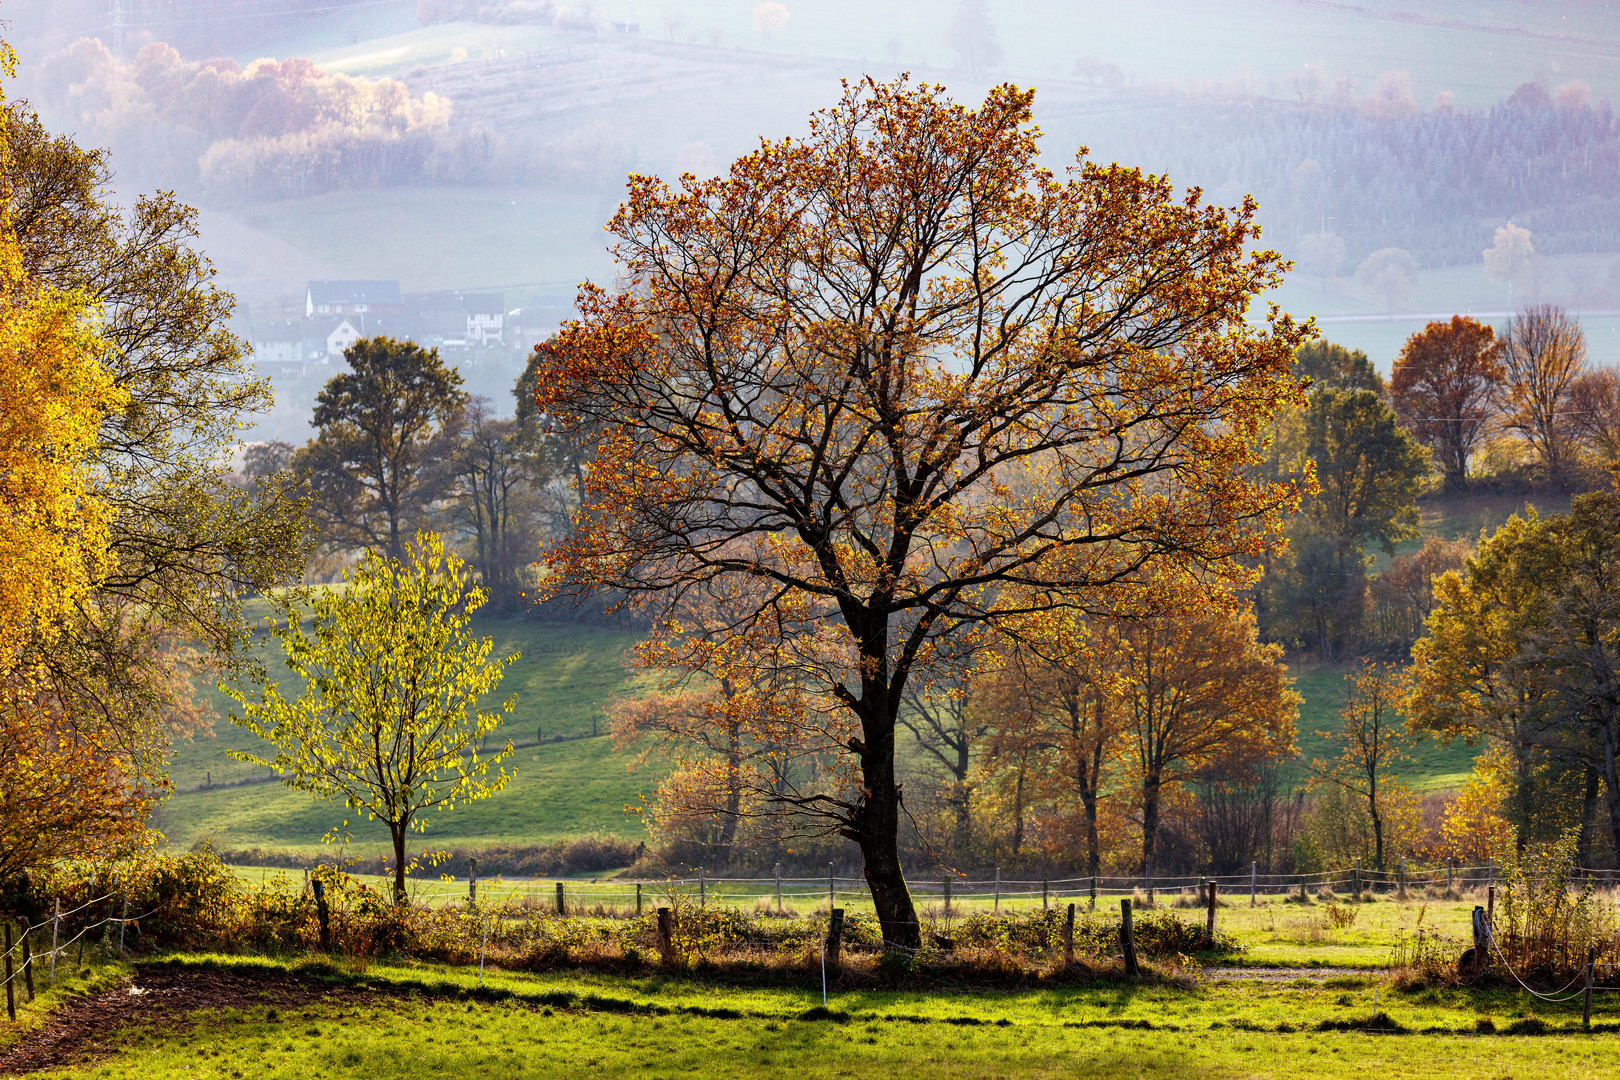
[1493, 829, 1620, 986]
[951, 906, 1241, 958]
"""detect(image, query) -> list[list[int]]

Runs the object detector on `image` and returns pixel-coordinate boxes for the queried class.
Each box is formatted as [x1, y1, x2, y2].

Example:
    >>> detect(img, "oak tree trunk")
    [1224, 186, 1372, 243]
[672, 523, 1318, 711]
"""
[849, 704, 920, 950]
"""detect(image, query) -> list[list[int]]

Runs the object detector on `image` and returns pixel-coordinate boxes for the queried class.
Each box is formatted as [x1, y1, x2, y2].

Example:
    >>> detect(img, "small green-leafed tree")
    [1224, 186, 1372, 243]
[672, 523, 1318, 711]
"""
[227, 532, 517, 903]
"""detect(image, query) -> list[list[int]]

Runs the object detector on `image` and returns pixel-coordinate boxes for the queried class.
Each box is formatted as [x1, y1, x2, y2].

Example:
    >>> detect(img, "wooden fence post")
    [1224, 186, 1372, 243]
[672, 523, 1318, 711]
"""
[1120, 898, 1139, 976]
[468, 857, 478, 910]
[1042, 877, 1049, 910]
[635, 883, 643, 917]
[1063, 902, 1075, 965]
[994, 867, 1001, 912]
[1144, 874, 1153, 908]
[1446, 858, 1453, 892]
[1398, 856, 1407, 900]
[5, 922, 14, 1020]
[1352, 860, 1361, 901]
[1486, 884, 1495, 943]
[1205, 880, 1218, 945]
[1584, 946, 1596, 1030]
[19, 920, 33, 1002]
[1298, 875, 1307, 902]
[117, 891, 128, 956]
[943, 877, 951, 916]
[554, 882, 566, 916]
[1250, 863, 1257, 907]
[49, 900, 59, 988]
[699, 866, 706, 909]
[656, 907, 673, 964]
[825, 908, 845, 968]
[1089, 875, 1097, 911]
[313, 879, 331, 950]
[827, 864, 834, 912]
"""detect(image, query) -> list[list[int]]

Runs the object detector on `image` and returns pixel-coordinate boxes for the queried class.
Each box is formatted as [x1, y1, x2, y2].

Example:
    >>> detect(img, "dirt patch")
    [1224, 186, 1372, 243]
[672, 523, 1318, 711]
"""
[0, 966, 385, 1077]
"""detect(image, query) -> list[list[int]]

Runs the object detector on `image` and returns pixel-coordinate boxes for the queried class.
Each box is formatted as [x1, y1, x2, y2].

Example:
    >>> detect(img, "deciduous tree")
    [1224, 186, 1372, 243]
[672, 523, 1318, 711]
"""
[1113, 603, 1297, 875]
[1484, 224, 1534, 303]
[1310, 661, 1421, 871]
[942, 0, 1003, 74]
[1356, 247, 1416, 312]
[0, 48, 152, 870]
[977, 617, 1122, 876]
[227, 533, 517, 903]
[530, 77, 1310, 946]
[436, 397, 567, 608]
[296, 337, 467, 560]
[1499, 304, 1586, 486]
[1390, 315, 1505, 488]
[3, 102, 311, 768]
[1568, 367, 1620, 464]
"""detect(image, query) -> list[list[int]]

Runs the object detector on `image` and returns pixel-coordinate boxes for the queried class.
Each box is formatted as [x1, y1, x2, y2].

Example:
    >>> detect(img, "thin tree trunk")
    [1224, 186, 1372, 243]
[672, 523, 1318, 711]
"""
[1012, 764, 1026, 856]
[1603, 731, 1620, 867]
[391, 823, 409, 906]
[1141, 772, 1162, 876]
[718, 723, 742, 854]
[1578, 763, 1601, 868]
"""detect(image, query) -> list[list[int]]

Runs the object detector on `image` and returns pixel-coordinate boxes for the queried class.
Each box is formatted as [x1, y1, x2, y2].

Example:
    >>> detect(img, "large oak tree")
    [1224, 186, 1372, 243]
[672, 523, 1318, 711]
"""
[531, 77, 1309, 947]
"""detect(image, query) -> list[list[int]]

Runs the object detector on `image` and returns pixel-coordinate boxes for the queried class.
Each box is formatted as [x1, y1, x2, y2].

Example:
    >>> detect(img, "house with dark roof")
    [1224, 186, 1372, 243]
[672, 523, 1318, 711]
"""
[305, 280, 405, 318]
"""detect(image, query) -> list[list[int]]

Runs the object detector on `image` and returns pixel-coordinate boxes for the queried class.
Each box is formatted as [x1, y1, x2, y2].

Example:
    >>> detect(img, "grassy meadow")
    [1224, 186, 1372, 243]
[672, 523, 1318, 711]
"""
[16, 950, 1620, 1080]
[156, 618, 653, 855]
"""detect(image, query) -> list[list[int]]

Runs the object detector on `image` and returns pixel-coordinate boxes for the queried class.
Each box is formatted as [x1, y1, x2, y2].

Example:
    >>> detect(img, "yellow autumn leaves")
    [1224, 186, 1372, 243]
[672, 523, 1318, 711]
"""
[0, 140, 125, 680]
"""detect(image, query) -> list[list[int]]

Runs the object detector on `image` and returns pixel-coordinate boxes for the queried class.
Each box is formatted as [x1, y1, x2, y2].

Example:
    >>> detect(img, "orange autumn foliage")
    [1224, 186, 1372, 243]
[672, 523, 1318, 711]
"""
[532, 77, 1310, 946]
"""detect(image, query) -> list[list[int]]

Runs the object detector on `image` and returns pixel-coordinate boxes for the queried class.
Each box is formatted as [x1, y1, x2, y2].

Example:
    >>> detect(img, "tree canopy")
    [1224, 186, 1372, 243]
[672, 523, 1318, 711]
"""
[296, 336, 467, 561]
[530, 77, 1310, 946]
[1390, 315, 1503, 489]
[227, 533, 517, 902]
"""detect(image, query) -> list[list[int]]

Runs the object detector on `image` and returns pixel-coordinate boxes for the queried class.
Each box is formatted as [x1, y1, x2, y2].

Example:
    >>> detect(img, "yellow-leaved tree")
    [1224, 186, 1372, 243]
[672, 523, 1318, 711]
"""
[0, 31, 147, 882]
[227, 533, 517, 903]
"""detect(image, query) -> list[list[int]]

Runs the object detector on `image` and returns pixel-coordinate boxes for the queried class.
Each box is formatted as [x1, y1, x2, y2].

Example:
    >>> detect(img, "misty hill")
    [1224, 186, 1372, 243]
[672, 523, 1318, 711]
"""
[13, 3, 1620, 432]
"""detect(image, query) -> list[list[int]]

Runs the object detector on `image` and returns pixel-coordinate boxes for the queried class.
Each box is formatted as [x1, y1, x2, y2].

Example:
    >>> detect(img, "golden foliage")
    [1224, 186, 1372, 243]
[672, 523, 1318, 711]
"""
[533, 76, 1309, 943]
[1440, 743, 1517, 863]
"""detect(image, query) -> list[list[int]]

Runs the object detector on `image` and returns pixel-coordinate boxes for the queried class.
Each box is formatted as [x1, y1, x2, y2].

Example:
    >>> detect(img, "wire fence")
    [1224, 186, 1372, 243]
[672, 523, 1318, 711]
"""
[383, 861, 1620, 913]
[6, 862, 1620, 1022]
[0, 889, 170, 1011]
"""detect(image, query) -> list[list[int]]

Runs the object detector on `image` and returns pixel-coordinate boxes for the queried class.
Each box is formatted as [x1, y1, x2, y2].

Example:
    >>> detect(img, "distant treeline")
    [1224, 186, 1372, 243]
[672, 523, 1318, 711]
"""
[1075, 79, 1620, 269]
[28, 36, 1620, 269]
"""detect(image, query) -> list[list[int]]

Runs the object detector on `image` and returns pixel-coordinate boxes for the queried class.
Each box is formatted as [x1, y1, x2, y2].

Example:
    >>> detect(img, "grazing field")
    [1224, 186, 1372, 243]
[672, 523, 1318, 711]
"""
[156, 619, 652, 855]
[161, 611, 1489, 856]
[10, 952, 1620, 1080]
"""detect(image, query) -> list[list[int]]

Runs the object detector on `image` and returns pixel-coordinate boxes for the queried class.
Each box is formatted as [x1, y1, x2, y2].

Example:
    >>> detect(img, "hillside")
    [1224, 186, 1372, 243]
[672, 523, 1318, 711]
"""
[154, 618, 655, 855]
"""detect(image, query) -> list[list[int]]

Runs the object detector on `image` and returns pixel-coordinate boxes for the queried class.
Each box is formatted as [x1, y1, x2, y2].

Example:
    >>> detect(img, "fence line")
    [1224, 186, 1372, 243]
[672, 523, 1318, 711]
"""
[366, 862, 1620, 911]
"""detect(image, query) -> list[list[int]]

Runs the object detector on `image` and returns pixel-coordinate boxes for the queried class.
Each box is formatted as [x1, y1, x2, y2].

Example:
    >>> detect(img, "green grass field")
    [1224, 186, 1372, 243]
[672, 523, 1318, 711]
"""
[156, 618, 654, 855]
[17, 950, 1620, 1080]
[161, 611, 1488, 856]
